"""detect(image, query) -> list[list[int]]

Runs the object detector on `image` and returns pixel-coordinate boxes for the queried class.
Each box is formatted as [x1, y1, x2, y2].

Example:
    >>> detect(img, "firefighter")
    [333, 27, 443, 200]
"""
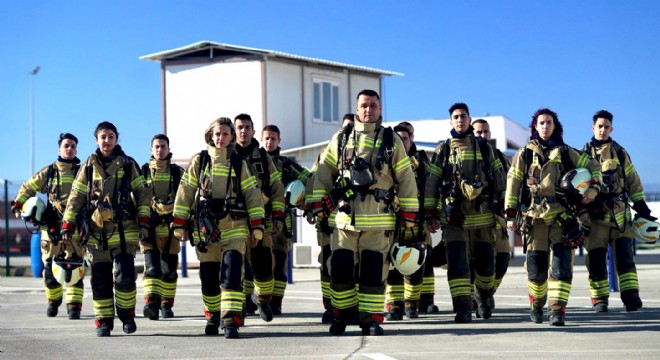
[505, 108, 602, 326]
[581, 110, 653, 312]
[234, 114, 285, 323]
[170, 117, 265, 338]
[384, 122, 433, 320]
[425, 103, 507, 323]
[305, 114, 355, 324]
[61, 121, 150, 336]
[311, 89, 419, 336]
[11, 133, 85, 320]
[140, 134, 184, 320]
[472, 119, 511, 314]
[261, 125, 311, 315]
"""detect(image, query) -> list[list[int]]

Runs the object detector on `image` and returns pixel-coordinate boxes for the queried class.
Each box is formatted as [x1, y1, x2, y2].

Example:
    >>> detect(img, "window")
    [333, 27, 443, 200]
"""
[313, 79, 340, 122]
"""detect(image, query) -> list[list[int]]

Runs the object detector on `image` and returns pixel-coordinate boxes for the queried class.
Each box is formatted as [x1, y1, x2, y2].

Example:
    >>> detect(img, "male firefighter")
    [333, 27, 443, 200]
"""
[581, 110, 654, 312]
[140, 134, 184, 320]
[472, 118, 511, 313]
[11, 133, 85, 320]
[425, 103, 507, 323]
[311, 89, 419, 336]
[384, 122, 433, 320]
[234, 114, 285, 322]
[261, 125, 311, 315]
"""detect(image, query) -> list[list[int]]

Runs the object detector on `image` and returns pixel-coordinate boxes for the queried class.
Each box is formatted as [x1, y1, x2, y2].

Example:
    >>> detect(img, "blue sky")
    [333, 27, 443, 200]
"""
[2, 1, 659, 189]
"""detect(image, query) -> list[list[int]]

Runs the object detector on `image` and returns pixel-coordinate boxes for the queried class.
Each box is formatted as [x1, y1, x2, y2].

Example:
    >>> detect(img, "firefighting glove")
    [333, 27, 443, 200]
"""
[10, 200, 22, 219]
[400, 212, 417, 228]
[633, 200, 657, 221]
[505, 208, 518, 221]
[47, 226, 62, 245]
[171, 217, 188, 241]
[321, 188, 344, 216]
[61, 221, 76, 242]
[444, 201, 465, 227]
[559, 217, 585, 249]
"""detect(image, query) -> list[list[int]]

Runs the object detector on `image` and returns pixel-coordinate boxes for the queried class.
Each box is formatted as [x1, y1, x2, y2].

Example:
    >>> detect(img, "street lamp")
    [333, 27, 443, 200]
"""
[29, 66, 40, 175]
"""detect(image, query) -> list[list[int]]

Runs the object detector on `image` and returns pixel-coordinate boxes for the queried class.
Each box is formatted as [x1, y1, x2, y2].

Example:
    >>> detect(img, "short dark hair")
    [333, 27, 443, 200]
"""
[151, 134, 169, 146]
[593, 110, 613, 124]
[234, 113, 253, 127]
[393, 124, 411, 136]
[58, 133, 78, 146]
[94, 121, 119, 139]
[357, 89, 380, 100]
[530, 108, 563, 140]
[263, 125, 280, 137]
[449, 103, 470, 116]
[472, 118, 488, 126]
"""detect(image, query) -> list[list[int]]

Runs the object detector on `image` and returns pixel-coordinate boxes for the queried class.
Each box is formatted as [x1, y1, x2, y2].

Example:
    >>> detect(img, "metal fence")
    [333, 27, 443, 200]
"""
[1, 179, 34, 276]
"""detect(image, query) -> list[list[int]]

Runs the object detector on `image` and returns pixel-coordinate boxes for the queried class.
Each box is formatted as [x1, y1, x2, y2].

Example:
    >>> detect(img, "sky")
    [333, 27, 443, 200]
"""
[2, 0, 660, 190]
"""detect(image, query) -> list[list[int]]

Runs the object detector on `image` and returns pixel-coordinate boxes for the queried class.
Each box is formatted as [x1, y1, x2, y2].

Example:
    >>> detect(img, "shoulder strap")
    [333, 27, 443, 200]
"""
[45, 163, 56, 199]
[611, 140, 629, 191]
[198, 150, 210, 191]
[170, 163, 182, 196]
[258, 147, 272, 196]
[337, 123, 354, 163]
[141, 163, 150, 181]
[375, 126, 397, 183]
[560, 145, 575, 172]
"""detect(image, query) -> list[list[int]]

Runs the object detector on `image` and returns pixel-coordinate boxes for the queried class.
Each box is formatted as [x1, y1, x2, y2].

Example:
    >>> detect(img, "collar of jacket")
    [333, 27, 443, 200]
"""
[451, 126, 474, 139]
[57, 156, 80, 165]
[267, 147, 281, 159]
[208, 143, 235, 160]
[149, 155, 171, 170]
[591, 136, 612, 147]
[235, 138, 260, 157]
[94, 144, 126, 165]
[354, 117, 382, 134]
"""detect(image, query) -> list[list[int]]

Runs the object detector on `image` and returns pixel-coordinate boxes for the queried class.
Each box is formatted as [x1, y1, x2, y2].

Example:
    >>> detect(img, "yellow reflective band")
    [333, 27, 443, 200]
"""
[393, 156, 412, 173]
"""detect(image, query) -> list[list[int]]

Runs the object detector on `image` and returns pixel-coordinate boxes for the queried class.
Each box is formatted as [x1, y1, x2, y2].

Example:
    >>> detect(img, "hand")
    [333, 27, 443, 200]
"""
[507, 220, 517, 231]
[10, 201, 22, 219]
[426, 219, 441, 233]
[138, 225, 150, 244]
[173, 227, 188, 241]
[251, 228, 264, 247]
[61, 221, 76, 242]
[305, 212, 317, 225]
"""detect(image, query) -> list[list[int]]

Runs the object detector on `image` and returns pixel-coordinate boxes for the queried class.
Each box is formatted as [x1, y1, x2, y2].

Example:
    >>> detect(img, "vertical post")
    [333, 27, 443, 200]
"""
[286, 210, 296, 285]
[180, 241, 188, 278]
[4, 180, 10, 277]
[608, 244, 619, 292]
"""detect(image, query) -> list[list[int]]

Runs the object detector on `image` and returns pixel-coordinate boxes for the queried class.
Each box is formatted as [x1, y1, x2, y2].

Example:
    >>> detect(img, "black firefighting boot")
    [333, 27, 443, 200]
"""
[47, 298, 62, 318]
[118, 309, 137, 334]
[270, 295, 283, 316]
[474, 290, 493, 320]
[224, 324, 239, 339]
[161, 304, 174, 319]
[329, 318, 347, 335]
[622, 290, 643, 312]
[549, 309, 566, 326]
[254, 294, 274, 322]
[67, 303, 82, 320]
[404, 300, 419, 319]
[143, 295, 161, 321]
[593, 301, 608, 313]
[454, 297, 472, 323]
[472, 299, 481, 318]
[418, 293, 439, 314]
[360, 313, 385, 336]
[204, 311, 221, 336]
[384, 301, 404, 321]
[95, 318, 114, 337]
[530, 304, 544, 324]
[321, 298, 333, 324]
[244, 293, 258, 315]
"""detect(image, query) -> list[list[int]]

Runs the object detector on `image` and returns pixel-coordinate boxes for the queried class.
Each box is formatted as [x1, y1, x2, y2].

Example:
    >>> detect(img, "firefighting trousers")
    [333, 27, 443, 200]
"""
[271, 232, 291, 301]
[317, 229, 332, 309]
[41, 240, 84, 306]
[140, 232, 180, 309]
[87, 244, 137, 321]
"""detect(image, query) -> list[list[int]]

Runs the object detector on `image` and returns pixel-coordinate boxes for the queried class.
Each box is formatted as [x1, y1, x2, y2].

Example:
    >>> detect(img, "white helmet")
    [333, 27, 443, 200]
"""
[284, 180, 306, 207]
[52, 257, 86, 286]
[390, 241, 428, 276]
[560, 168, 593, 196]
[21, 197, 47, 225]
[633, 216, 660, 244]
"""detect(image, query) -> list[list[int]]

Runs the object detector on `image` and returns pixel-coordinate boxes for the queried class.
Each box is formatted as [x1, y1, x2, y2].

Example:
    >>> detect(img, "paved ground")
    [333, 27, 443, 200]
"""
[2, 249, 660, 360]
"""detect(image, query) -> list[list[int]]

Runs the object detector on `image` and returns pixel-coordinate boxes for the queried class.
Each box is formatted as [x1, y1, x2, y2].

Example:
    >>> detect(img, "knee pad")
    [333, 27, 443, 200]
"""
[446, 241, 468, 277]
[272, 250, 288, 281]
[387, 268, 404, 285]
[221, 250, 243, 290]
[360, 249, 384, 287]
[161, 254, 179, 281]
[330, 249, 354, 284]
[143, 249, 162, 278]
[586, 248, 608, 280]
[551, 243, 573, 281]
[615, 237, 635, 272]
[243, 260, 253, 281]
[91, 262, 114, 298]
[113, 252, 136, 289]
[495, 252, 510, 279]
[250, 245, 272, 279]
[199, 262, 221, 295]
[526, 250, 549, 282]
[321, 244, 331, 277]
[43, 260, 60, 288]
[473, 242, 495, 275]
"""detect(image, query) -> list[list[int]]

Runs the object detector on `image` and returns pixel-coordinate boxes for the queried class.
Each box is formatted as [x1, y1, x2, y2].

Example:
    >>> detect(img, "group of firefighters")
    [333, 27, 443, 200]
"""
[11, 89, 657, 338]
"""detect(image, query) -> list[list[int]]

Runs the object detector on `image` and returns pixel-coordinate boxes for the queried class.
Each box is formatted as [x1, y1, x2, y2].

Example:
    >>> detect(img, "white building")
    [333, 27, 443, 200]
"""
[140, 41, 402, 166]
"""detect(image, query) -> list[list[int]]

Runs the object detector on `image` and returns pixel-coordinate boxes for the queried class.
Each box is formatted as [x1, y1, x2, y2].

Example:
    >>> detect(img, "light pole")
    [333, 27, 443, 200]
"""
[29, 66, 40, 175]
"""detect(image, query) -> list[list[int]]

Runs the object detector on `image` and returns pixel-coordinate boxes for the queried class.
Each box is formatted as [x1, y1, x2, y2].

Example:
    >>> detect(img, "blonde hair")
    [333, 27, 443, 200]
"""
[204, 117, 235, 146]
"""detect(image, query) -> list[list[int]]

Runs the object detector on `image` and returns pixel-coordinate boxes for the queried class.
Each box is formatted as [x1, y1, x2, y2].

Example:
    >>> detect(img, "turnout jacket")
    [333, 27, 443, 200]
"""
[172, 144, 265, 234]
[424, 131, 507, 230]
[505, 138, 602, 224]
[63, 146, 150, 247]
[267, 147, 311, 187]
[312, 118, 418, 231]
[143, 155, 184, 237]
[582, 138, 644, 229]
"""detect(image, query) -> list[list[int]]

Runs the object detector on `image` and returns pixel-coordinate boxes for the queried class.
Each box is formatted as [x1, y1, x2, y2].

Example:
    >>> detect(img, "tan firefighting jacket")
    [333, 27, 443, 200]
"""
[311, 117, 418, 231]
[505, 139, 602, 225]
[143, 156, 184, 237]
[268, 147, 311, 238]
[582, 139, 644, 229]
[63, 147, 150, 248]
[424, 133, 507, 230]
[172, 144, 265, 238]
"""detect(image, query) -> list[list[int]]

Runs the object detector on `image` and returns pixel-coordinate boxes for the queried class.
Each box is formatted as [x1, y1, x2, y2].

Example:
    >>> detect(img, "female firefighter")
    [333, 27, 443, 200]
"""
[505, 108, 602, 326]
[170, 117, 265, 339]
[62, 121, 150, 337]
